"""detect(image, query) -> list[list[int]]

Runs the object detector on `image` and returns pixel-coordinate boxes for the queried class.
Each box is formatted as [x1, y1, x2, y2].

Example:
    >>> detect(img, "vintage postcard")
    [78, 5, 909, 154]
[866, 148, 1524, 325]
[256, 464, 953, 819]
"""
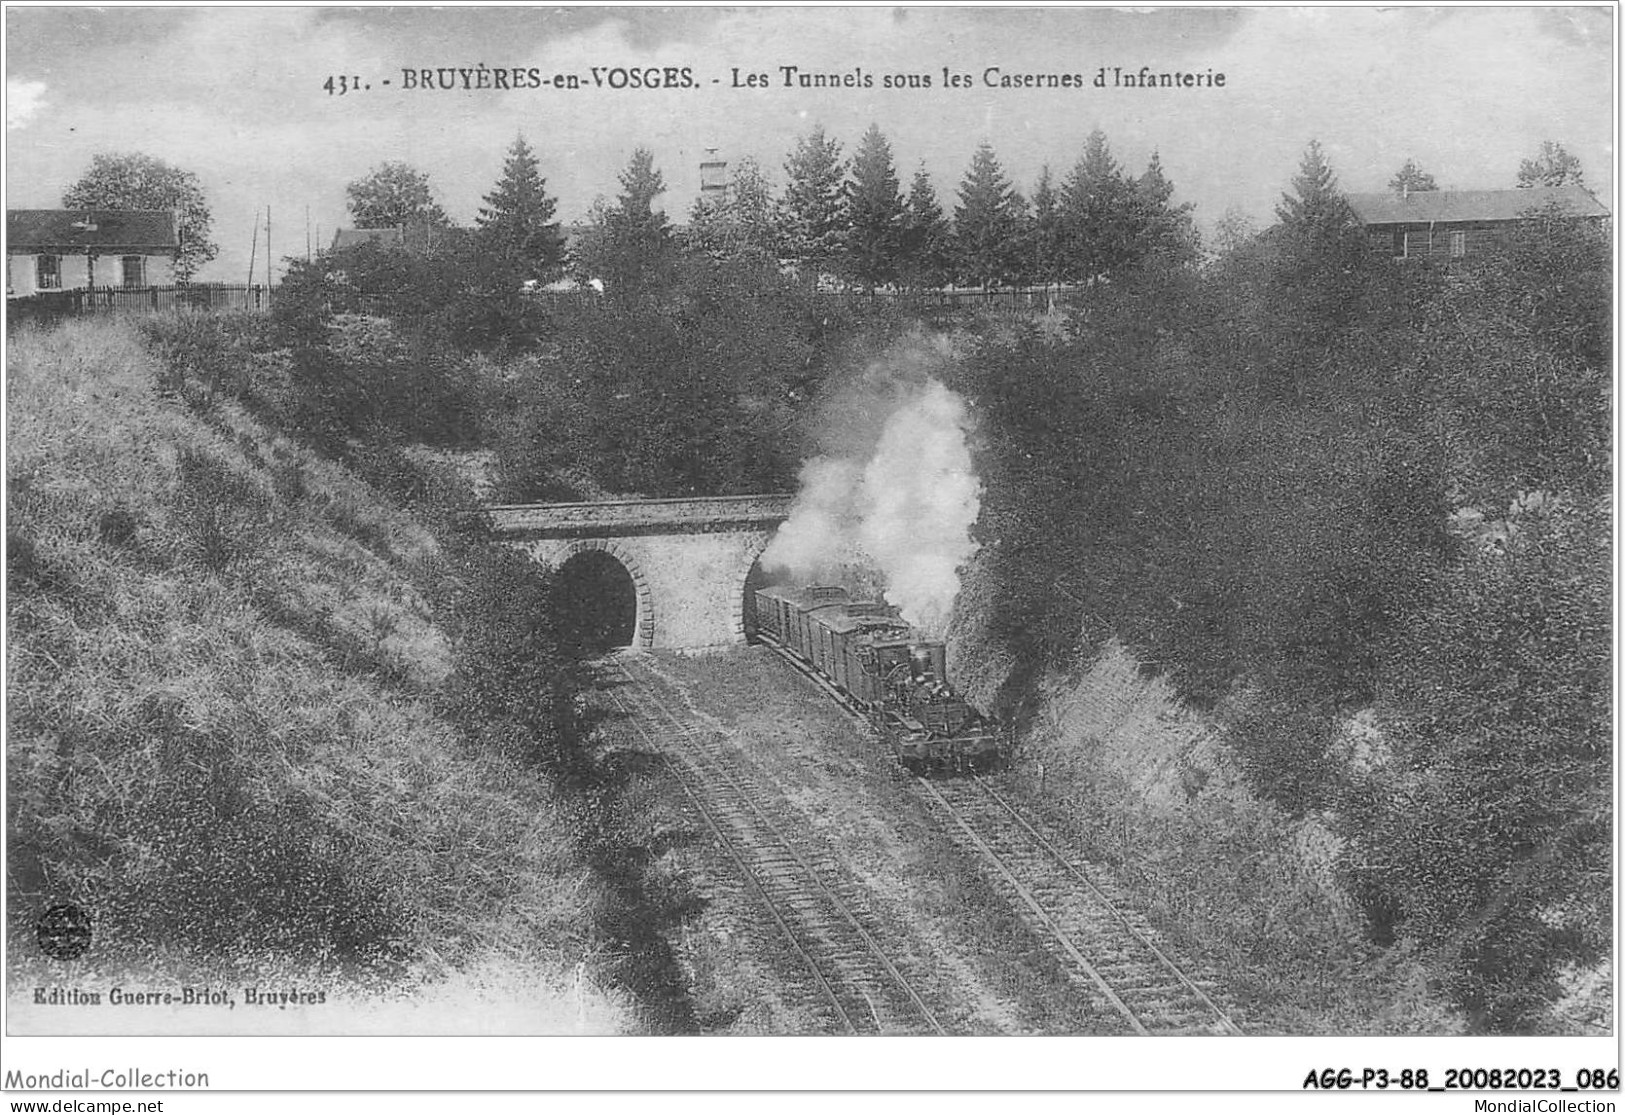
[3, 2, 1615, 1099]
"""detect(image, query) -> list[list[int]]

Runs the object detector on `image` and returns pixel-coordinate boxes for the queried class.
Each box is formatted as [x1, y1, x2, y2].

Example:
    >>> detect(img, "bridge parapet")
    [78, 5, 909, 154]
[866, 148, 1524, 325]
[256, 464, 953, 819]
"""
[486, 493, 794, 538]
[487, 494, 793, 650]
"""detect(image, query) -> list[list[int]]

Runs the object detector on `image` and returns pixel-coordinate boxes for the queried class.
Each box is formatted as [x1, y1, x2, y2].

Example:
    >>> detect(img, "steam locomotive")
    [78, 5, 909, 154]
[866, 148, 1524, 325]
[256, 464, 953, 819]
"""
[753, 584, 1003, 772]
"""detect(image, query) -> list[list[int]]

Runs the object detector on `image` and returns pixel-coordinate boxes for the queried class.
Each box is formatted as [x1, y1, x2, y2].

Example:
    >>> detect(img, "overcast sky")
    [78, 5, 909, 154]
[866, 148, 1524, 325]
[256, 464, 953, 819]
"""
[5, 4, 1614, 284]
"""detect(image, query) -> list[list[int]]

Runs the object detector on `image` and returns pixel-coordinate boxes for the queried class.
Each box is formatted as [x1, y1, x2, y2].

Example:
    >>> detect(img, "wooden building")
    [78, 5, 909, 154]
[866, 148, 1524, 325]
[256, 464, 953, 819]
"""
[7, 209, 179, 295]
[1344, 184, 1608, 262]
[329, 227, 406, 251]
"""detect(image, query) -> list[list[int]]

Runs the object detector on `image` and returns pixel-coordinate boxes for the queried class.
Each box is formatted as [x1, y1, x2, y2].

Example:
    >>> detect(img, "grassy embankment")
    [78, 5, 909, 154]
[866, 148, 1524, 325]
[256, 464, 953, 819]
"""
[6, 316, 632, 1030]
[955, 616, 1463, 1034]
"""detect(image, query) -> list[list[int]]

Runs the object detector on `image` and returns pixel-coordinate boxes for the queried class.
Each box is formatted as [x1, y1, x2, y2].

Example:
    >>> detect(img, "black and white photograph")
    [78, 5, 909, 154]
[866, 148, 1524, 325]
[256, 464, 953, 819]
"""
[2, 1, 1616, 1101]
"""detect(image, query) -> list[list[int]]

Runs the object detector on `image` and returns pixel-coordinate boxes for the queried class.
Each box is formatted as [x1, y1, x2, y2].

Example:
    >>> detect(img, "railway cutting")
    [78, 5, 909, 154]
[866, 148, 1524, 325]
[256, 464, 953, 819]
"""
[599, 653, 952, 1034]
[751, 618, 1244, 1035]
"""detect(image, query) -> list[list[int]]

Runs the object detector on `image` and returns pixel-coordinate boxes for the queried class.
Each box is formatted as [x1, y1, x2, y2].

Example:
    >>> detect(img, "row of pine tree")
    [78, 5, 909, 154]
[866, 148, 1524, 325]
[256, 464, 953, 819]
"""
[345, 127, 1588, 297]
[347, 126, 1201, 294]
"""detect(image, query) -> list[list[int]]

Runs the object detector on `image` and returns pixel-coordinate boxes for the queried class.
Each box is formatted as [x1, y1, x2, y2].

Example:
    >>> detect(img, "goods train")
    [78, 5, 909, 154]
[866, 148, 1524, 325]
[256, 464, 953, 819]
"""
[753, 584, 1003, 772]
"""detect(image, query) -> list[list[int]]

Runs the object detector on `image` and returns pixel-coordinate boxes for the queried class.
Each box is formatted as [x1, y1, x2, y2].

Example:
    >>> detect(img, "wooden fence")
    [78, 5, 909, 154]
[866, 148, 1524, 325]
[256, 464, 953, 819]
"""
[509, 285, 1070, 318]
[6, 281, 1069, 332]
[824, 286, 1070, 315]
[6, 284, 270, 329]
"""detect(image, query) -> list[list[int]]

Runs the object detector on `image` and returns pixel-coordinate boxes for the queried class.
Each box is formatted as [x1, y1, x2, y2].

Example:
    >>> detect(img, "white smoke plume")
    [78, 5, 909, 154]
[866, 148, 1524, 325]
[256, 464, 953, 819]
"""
[761, 336, 980, 637]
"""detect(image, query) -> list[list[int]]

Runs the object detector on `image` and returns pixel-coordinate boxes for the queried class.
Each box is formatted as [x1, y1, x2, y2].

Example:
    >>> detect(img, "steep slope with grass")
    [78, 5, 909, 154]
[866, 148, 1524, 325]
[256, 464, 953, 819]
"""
[7, 317, 631, 1031]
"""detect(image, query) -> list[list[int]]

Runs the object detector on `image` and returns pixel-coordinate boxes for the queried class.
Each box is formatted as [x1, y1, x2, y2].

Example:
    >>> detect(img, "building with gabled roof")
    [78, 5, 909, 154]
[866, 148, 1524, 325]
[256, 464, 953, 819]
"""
[329, 227, 406, 252]
[7, 209, 180, 295]
[1344, 184, 1608, 261]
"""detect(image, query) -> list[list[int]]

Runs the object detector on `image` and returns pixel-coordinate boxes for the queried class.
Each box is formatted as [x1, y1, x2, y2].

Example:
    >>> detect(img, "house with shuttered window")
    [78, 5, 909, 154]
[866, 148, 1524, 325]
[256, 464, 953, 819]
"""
[6, 209, 179, 295]
[1344, 184, 1608, 262]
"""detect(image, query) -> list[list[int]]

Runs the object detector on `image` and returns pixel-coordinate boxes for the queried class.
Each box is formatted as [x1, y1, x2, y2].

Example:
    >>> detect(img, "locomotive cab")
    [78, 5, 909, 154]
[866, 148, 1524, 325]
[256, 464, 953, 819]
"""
[757, 583, 1006, 775]
[908, 643, 948, 683]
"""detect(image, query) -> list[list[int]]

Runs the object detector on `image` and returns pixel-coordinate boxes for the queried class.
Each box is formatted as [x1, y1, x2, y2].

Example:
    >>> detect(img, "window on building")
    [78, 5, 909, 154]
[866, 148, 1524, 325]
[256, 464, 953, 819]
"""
[1449, 231, 1467, 258]
[36, 255, 60, 289]
[121, 256, 146, 287]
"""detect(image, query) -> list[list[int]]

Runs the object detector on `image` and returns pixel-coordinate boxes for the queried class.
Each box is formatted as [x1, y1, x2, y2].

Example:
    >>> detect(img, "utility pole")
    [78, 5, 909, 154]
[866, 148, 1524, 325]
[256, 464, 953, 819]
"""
[265, 206, 273, 307]
[246, 210, 260, 291]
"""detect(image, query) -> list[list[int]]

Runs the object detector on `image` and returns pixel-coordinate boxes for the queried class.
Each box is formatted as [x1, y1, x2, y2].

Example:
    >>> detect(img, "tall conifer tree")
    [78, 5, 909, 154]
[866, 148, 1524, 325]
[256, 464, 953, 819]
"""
[952, 141, 1024, 288]
[899, 166, 952, 289]
[779, 126, 848, 277]
[477, 135, 564, 283]
[1275, 139, 1355, 233]
[579, 148, 676, 294]
[1131, 151, 1199, 267]
[1028, 166, 1062, 287]
[843, 124, 905, 289]
[1058, 129, 1135, 282]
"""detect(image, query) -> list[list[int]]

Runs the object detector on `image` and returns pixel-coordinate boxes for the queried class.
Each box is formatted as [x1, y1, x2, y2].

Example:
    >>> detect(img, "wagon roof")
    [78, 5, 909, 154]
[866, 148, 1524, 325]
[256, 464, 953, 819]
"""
[820, 612, 912, 635]
[759, 584, 855, 612]
[863, 636, 916, 649]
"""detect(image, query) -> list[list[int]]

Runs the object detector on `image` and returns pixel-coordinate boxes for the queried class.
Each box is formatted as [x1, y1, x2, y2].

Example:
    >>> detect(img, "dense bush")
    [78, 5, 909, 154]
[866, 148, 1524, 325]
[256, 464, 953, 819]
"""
[276, 238, 553, 355]
[490, 255, 907, 500]
[434, 536, 591, 783]
[1344, 494, 1610, 1031]
[960, 212, 1610, 1029]
[138, 310, 279, 403]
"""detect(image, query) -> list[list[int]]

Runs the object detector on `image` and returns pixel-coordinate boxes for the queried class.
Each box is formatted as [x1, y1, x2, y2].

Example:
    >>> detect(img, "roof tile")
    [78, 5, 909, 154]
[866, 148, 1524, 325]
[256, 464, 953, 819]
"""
[1345, 185, 1609, 225]
[7, 209, 179, 250]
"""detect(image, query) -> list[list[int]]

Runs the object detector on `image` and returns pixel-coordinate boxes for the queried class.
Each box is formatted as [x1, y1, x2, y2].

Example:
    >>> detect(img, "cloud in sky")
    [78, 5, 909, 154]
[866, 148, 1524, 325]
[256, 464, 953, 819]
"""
[4, 6, 1611, 283]
[6, 78, 47, 131]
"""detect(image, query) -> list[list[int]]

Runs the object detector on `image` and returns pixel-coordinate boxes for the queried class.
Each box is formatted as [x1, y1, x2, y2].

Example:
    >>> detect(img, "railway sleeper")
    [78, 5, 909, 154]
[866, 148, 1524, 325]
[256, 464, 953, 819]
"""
[1118, 1001, 1196, 1020]
[1111, 980, 1185, 995]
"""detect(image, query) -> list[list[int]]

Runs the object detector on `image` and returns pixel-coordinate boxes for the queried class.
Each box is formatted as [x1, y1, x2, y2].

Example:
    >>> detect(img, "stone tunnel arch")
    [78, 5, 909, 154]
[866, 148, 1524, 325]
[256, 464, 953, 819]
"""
[493, 495, 793, 651]
[735, 537, 774, 644]
[548, 539, 655, 651]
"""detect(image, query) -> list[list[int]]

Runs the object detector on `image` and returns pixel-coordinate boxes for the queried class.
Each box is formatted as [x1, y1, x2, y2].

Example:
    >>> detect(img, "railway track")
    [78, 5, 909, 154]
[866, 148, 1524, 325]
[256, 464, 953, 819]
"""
[597, 653, 948, 1035]
[758, 635, 1242, 1035]
[919, 775, 1241, 1035]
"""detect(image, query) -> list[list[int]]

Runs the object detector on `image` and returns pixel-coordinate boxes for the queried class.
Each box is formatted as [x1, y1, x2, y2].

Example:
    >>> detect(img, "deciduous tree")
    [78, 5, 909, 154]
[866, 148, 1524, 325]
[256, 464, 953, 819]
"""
[1388, 158, 1439, 194]
[345, 161, 451, 237]
[1209, 206, 1258, 260]
[687, 156, 778, 263]
[63, 152, 218, 282]
[1516, 140, 1585, 188]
